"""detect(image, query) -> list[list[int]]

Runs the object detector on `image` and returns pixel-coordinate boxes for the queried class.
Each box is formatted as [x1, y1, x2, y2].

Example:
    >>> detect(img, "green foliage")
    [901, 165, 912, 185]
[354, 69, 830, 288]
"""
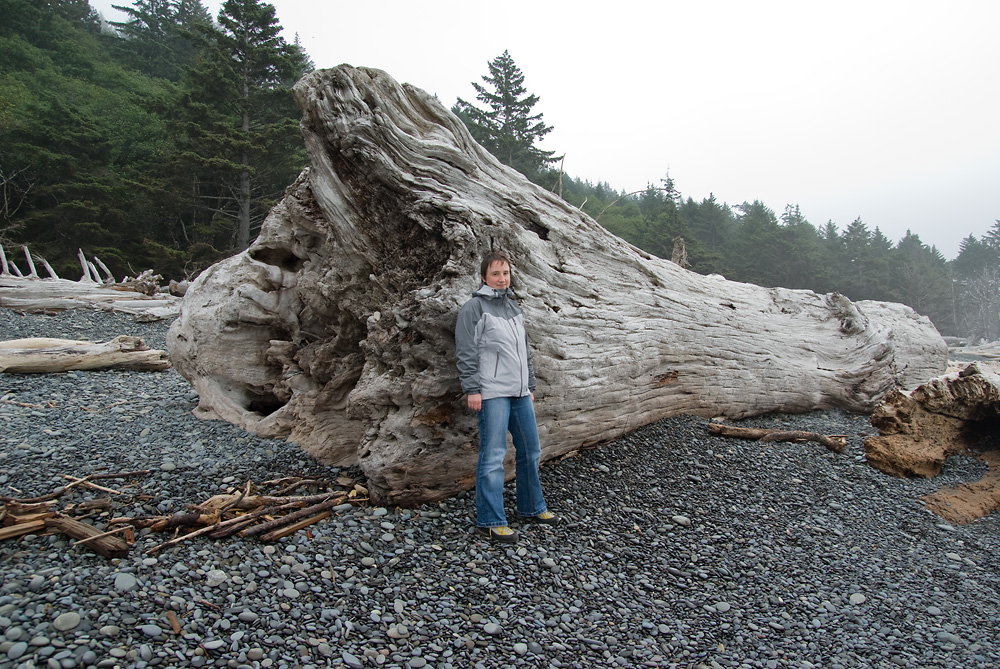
[2, 1, 994, 343]
[454, 50, 558, 182]
[170, 0, 310, 251]
[108, 0, 212, 81]
[1, 0, 311, 278]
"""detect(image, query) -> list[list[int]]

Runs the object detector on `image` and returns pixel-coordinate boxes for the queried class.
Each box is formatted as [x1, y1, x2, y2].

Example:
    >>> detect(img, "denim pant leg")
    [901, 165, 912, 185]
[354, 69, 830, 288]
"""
[509, 395, 547, 517]
[476, 397, 511, 527]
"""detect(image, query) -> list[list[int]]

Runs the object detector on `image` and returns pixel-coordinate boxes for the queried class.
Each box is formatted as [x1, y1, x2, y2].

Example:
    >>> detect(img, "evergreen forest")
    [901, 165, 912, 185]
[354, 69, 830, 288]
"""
[2, 1, 997, 342]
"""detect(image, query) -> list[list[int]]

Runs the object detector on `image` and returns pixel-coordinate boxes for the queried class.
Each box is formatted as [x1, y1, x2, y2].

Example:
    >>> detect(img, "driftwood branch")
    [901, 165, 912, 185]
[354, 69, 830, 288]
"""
[44, 517, 130, 559]
[707, 423, 847, 453]
[0, 336, 170, 373]
[237, 494, 344, 538]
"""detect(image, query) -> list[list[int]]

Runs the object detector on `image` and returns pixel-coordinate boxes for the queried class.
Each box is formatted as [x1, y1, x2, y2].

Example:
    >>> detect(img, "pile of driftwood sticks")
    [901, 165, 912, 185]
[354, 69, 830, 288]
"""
[0, 471, 364, 559]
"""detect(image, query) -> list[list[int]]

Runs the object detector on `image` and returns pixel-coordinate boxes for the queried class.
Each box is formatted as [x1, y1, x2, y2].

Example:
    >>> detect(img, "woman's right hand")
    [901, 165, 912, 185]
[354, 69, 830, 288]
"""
[467, 394, 482, 411]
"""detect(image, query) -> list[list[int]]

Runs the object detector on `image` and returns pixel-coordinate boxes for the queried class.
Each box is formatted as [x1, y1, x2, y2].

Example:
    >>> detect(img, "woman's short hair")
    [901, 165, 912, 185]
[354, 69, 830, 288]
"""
[480, 251, 511, 280]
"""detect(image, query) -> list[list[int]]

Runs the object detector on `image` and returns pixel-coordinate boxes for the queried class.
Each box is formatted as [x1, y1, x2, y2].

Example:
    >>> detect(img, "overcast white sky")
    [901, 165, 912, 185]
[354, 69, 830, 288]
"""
[92, 0, 1000, 260]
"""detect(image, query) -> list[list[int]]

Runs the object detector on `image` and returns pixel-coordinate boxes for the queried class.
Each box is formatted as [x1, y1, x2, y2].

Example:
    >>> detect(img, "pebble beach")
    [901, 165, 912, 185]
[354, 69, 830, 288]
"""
[0, 309, 998, 669]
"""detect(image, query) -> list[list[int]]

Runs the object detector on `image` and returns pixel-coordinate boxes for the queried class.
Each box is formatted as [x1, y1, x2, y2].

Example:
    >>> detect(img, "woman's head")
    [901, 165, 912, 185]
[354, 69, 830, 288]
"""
[480, 251, 511, 289]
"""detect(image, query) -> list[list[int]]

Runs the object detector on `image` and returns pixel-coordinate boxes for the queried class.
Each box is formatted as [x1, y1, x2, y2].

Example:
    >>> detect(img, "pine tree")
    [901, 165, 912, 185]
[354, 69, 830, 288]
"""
[454, 50, 558, 181]
[109, 0, 212, 81]
[172, 0, 309, 251]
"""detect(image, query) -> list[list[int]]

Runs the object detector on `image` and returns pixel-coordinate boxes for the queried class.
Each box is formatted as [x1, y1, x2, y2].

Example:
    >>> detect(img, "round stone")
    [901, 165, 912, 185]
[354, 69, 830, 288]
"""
[483, 623, 502, 636]
[715, 602, 731, 613]
[670, 515, 692, 527]
[849, 593, 866, 605]
[238, 611, 259, 624]
[7, 641, 28, 660]
[114, 573, 138, 592]
[52, 612, 81, 632]
[513, 642, 528, 655]
[139, 625, 162, 638]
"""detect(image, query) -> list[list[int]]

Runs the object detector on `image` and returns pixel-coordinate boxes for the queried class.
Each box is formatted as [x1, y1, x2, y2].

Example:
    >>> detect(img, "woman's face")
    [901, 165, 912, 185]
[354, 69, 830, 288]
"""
[482, 261, 511, 290]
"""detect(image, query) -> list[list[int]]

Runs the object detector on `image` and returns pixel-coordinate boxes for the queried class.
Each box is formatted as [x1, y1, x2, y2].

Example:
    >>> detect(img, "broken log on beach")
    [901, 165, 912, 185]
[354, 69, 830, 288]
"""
[864, 362, 1000, 524]
[0, 336, 170, 373]
[864, 362, 1000, 478]
[166, 65, 948, 506]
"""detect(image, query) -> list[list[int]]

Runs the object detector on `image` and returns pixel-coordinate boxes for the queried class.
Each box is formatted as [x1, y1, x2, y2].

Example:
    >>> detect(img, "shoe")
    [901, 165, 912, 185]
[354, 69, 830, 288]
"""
[476, 526, 519, 543]
[525, 511, 560, 525]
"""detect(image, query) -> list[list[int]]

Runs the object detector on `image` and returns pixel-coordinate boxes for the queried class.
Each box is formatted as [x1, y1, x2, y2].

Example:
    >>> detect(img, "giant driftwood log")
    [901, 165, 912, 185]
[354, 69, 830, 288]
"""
[166, 65, 947, 506]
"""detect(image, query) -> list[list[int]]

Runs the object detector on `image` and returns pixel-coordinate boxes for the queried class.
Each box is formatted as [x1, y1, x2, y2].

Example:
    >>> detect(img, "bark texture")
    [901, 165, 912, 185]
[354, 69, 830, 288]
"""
[166, 65, 947, 506]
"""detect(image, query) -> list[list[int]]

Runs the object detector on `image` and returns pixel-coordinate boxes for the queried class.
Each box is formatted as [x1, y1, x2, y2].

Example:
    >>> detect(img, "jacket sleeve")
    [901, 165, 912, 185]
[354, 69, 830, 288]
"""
[455, 300, 481, 395]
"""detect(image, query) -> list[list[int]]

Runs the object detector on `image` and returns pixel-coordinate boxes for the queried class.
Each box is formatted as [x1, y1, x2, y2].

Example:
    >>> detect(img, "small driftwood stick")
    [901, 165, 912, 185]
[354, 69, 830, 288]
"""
[60, 475, 124, 495]
[196, 492, 338, 512]
[0, 488, 68, 504]
[238, 494, 344, 539]
[45, 517, 130, 558]
[22, 246, 37, 278]
[205, 514, 263, 540]
[707, 423, 846, 454]
[145, 497, 314, 552]
[0, 519, 48, 540]
[71, 524, 134, 548]
[271, 479, 327, 496]
[258, 511, 332, 541]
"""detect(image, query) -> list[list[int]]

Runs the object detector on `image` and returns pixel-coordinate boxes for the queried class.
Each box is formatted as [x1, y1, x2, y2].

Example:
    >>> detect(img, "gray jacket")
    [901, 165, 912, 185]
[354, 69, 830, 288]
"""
[455, 285, 536, 400]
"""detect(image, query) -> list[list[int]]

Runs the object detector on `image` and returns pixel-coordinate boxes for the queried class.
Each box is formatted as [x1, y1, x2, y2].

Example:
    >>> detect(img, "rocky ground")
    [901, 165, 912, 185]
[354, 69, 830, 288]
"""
[0, 309, 998, 669]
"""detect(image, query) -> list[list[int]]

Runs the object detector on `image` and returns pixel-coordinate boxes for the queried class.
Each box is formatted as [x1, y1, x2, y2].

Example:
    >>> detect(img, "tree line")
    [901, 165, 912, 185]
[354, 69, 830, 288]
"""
[1, 4, 995, 341]
[1, 0, 310, 279]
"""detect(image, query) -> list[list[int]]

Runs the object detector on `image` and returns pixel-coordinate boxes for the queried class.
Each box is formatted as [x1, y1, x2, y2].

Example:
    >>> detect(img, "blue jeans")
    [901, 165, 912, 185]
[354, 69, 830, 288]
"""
[476, 395, 547, 527]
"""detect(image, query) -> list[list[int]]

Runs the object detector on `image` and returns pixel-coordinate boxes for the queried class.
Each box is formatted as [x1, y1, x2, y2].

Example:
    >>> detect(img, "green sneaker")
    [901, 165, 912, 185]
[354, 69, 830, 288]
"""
[526, 511, 560, 526]
[476, 526, 519, 543]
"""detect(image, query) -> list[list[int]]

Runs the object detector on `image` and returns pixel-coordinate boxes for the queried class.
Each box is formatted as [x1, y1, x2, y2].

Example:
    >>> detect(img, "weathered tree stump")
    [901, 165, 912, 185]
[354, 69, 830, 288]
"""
[166, 65, 947, 506]
[864, 363, 1000, 523]
[864, 363, 1000, 477]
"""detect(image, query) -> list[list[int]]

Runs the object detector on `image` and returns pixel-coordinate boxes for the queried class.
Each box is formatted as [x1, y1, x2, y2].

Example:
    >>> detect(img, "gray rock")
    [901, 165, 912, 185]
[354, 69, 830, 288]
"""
[138, 625, 162, 638]
[6, 641, 28, 660]
[341, 650, 363, 669]
[114, 573, 138, 592]
[51, 612, 81, 632]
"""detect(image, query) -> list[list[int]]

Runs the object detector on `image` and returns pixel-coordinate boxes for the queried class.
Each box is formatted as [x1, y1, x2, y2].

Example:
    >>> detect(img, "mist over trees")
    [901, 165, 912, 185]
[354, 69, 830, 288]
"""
[1, 10, 995, 342]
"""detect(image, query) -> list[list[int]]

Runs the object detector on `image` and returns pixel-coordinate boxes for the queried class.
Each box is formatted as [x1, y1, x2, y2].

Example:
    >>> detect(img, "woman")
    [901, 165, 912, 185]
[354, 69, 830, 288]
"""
[455, 251, 559, 543]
